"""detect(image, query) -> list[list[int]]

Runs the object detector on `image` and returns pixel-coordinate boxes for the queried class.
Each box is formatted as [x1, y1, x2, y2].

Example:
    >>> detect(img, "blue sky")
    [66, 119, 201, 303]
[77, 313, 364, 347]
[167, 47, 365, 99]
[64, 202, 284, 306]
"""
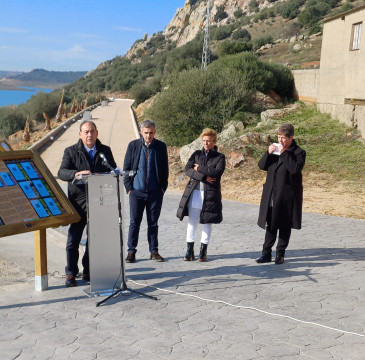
[0, 0, 185, 72]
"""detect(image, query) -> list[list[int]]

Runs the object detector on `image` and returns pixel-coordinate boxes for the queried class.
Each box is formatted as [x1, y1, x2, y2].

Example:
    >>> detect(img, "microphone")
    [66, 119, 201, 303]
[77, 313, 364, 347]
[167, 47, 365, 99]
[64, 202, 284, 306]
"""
[99, 152, 115, 173]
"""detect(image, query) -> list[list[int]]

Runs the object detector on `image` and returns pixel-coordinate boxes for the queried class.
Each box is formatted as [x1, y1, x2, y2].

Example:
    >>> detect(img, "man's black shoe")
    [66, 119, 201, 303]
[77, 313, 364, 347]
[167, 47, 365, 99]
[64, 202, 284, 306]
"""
[275, 256, 285, 265]
[150, 252, 164, 262]
[125, 252, 136, 263]
[65, 274, 76, 287]
[82, 273, 90, 282]
[255, 255, 272, 264]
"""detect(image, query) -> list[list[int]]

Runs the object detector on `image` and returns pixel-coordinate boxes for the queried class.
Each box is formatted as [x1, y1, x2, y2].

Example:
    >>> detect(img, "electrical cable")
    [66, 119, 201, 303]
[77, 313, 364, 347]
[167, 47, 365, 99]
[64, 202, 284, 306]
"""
[128, 279, 365, 338]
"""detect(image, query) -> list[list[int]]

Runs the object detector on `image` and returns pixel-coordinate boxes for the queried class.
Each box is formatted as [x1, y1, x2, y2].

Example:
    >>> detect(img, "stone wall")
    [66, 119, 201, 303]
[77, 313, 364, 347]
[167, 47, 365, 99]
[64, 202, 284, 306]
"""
[292, 68, 365, 139]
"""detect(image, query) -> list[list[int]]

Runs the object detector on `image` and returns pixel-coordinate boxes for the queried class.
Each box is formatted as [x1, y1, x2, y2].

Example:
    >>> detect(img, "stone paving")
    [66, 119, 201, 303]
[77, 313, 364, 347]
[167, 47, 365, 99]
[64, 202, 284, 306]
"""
[1, 190, 365, 359]
[1, 99, 365, 359]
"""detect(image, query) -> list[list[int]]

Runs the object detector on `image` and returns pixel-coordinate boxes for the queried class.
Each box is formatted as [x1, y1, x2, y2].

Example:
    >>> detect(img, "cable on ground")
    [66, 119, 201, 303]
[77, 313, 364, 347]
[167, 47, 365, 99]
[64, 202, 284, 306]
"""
[128, 279, 365, 339]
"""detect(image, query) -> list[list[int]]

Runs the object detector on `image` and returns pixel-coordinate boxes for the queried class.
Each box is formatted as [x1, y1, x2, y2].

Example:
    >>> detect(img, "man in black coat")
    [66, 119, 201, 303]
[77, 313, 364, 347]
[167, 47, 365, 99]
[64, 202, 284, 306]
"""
[256, 123, 306, 265]
[123, 120, 169, 263]
[58, 120, 117, 287]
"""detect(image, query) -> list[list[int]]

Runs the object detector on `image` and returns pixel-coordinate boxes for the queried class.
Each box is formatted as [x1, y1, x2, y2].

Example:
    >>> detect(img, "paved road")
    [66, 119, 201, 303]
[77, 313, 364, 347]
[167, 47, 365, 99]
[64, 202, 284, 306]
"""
[40, 99, 138, 178]
[1, 100, 365, 359]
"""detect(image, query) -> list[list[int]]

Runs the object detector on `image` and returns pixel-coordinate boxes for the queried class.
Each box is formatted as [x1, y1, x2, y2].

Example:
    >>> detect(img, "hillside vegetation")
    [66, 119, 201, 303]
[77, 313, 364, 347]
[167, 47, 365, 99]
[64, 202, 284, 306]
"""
[168, 103, 365, 218]
[1, 0, 365, 143]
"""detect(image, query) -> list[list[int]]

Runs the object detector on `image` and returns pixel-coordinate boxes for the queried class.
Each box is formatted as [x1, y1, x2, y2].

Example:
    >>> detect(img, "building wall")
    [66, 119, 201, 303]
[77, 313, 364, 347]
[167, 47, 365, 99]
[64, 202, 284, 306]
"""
[318, 7, 365, 104]
[292, 6, 365, 139]
[292, 69, 320, 103]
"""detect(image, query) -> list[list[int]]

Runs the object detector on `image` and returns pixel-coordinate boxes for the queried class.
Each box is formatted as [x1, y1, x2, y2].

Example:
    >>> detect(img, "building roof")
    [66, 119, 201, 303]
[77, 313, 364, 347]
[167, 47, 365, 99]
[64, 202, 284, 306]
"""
[324, 4, 365, 24]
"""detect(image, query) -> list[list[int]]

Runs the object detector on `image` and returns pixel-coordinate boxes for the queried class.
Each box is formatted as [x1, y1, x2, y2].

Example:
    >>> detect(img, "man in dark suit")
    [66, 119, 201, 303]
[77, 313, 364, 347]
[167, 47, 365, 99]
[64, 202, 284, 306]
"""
[256, 123, 306, 265]
[123, 119, 169, 263]
[58, 120, 117, 287]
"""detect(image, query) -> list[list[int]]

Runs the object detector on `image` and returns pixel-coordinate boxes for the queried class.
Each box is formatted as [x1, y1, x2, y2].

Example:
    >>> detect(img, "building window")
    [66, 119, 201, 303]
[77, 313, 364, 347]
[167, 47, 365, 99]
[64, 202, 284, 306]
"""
[351, 22, 362, 50]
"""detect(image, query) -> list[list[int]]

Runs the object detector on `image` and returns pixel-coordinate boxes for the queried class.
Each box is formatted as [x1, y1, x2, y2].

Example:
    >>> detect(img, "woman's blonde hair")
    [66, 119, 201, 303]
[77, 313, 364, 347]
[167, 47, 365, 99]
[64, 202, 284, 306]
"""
[200, 128, 217, 143]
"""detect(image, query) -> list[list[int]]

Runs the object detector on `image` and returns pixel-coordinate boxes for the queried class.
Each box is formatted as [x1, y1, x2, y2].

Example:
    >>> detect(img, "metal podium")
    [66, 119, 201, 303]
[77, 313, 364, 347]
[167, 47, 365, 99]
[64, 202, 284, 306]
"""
[84, 173, 123, 296]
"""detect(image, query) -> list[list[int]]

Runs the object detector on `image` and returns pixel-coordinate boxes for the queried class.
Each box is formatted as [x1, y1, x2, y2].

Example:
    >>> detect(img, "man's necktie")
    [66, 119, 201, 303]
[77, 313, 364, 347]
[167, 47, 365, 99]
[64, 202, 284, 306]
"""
[89, 149, 94, 162]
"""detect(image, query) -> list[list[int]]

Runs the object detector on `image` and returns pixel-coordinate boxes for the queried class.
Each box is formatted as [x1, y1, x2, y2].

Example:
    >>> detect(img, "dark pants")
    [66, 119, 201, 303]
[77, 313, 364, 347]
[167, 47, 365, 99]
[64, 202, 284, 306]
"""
[65, 219, 89, 276]
[127, 189, 164, 254]
[262, 207, 291, 257]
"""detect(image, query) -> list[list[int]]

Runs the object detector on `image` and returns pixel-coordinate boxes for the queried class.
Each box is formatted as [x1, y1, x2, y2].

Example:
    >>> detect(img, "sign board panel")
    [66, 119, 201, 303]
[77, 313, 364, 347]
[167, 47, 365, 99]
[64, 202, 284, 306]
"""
[0, 139, 13, 152]
[0, 150, 80, 237]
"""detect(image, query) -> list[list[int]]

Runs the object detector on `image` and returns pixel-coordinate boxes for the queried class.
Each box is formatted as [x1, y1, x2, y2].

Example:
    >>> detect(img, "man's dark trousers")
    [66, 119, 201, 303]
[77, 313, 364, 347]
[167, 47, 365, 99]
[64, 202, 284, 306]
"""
[262, 207, 291, 257]
[128, 189, 164, 254]
[65, 219, 89, 276]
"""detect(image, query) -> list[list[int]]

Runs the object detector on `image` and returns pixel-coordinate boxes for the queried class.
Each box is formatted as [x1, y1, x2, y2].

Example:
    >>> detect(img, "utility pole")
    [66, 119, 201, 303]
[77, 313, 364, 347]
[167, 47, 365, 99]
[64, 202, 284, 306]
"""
[201, 0, 211, 71]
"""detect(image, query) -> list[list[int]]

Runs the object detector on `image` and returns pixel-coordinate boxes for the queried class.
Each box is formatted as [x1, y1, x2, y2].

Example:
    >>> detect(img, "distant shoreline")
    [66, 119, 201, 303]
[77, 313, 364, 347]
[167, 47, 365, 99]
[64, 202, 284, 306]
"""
[0, 83, 26, 91]
[0, 80, 61, 91]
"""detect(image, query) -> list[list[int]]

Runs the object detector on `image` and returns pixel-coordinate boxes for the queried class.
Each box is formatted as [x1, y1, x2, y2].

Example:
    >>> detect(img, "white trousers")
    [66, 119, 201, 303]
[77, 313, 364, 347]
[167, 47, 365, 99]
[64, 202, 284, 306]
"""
[186, 206, 212, 244]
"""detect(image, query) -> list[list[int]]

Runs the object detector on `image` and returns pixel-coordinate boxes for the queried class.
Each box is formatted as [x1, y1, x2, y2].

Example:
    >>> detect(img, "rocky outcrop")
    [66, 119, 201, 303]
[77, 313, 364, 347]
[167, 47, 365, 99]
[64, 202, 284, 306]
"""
[126, 0, 271, 59]
[179, 120, 271, 165]
[259, 102, 301, 123]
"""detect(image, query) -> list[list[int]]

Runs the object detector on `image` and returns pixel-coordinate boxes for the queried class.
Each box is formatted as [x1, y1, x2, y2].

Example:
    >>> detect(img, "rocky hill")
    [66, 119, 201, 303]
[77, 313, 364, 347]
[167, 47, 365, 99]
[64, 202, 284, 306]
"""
[126, 0, 314, 60]
[127, 0, 263, 58]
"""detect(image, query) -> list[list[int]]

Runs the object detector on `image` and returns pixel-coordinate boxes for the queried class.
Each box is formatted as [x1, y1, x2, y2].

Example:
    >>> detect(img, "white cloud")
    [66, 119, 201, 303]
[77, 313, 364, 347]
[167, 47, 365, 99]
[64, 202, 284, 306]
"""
[0, 27, 26, 34]
[113, 26, 142, 33]
[67, 45, 86, 53]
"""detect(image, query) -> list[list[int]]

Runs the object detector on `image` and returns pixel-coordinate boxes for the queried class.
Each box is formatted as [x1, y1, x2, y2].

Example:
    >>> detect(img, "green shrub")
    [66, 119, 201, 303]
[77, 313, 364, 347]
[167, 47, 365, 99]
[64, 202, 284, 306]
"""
[19, 91, 61, 122]
[211, 25, 234, 40]
[214, 5, 228, 22]
[248, 0, 259, 13]
[253, 7, 275, 22]
[0, 107, 27, 137]
[130, 75, 162, 105]
[210, 52, 276, 94]
[275, 0, 305, 19]
[232, 28, 251, 41]
[233, 9, 244, 18]
[253, 35, 273, 50]
[298, 0, 341, 28]
[263, 62, 294, 99]
[308, 24, 322, 35]
[147, 67, 253, 146]
[217, 40, 253, 57]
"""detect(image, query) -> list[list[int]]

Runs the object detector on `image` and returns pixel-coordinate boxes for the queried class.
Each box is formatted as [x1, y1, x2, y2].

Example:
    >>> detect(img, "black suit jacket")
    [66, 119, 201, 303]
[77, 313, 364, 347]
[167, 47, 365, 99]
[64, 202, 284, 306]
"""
[58, 138, 117, 219]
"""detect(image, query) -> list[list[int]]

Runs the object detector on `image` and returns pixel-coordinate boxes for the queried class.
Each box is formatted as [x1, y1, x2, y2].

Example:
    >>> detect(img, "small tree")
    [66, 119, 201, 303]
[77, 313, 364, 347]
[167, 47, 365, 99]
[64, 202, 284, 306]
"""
[43, 112, 51, 130]
[55, 89, 64, 123]
[214, 5, 228, 22]
[23, 116, 30, 142]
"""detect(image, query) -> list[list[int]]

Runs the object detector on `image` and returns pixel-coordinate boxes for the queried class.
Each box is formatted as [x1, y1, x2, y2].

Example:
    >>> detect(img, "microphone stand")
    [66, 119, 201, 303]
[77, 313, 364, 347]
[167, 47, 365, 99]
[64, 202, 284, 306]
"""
[96, 159, 157, 307]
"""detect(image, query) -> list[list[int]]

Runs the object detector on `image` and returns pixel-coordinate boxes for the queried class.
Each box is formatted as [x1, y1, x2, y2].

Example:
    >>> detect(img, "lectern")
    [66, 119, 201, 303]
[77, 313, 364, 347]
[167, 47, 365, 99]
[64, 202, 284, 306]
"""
[82, 173, 123, 296]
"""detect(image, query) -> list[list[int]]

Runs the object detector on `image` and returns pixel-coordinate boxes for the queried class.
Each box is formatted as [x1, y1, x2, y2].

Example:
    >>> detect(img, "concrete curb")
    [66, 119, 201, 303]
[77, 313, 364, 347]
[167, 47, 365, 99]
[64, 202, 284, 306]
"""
[127, 99, 140, 140]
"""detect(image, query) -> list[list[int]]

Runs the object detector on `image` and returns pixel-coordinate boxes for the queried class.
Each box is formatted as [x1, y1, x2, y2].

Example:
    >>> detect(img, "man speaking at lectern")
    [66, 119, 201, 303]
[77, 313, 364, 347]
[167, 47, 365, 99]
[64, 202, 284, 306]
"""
[58, 120, 117, 287]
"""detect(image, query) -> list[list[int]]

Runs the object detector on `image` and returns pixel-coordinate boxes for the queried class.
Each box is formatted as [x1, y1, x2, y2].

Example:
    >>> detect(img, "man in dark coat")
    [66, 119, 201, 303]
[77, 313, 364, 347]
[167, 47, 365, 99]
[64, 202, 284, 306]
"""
[256, 123, 306, 265]
[58, 120, 117, 287]
[123, 120, 169, 263]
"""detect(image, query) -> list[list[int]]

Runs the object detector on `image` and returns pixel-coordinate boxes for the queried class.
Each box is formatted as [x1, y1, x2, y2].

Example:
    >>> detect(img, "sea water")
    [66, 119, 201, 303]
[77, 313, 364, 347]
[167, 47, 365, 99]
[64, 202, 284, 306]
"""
[0, 86, 53, 107]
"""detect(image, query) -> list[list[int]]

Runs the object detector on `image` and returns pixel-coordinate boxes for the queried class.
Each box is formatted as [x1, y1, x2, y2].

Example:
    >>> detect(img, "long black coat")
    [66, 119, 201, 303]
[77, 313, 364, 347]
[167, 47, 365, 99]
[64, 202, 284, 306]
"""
[58, 138, 116, 219]
[257, 139, 306, 230]
[177, 147, 225, 224]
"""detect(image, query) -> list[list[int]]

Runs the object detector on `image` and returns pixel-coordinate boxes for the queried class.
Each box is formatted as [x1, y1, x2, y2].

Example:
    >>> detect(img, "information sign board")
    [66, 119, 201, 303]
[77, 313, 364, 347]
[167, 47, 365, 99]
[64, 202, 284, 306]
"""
[0, 150, 80, 237]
